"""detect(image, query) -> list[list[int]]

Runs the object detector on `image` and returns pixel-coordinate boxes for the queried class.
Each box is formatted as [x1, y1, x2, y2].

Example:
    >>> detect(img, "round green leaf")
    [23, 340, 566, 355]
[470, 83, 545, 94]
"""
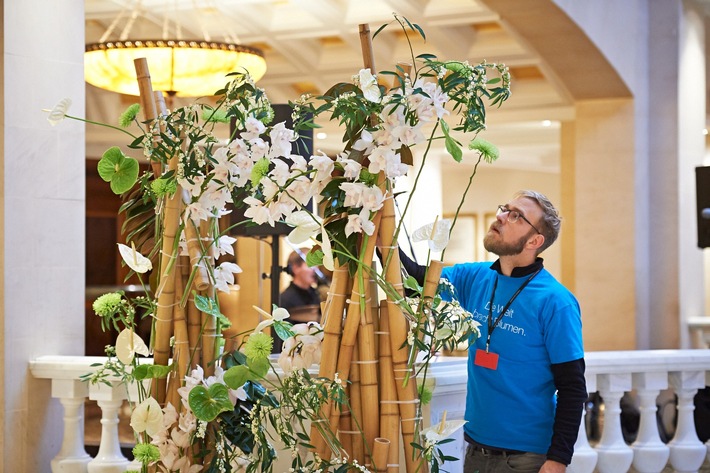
[188, 384, 233, 422]
[224, 365, 250, 390]
[248, 355, 270, 378]
[97, 146, 139, 194]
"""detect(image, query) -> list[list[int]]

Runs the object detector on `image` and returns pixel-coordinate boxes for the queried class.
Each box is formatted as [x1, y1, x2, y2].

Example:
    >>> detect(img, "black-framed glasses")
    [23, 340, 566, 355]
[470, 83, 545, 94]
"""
[497, 205, 542, 235]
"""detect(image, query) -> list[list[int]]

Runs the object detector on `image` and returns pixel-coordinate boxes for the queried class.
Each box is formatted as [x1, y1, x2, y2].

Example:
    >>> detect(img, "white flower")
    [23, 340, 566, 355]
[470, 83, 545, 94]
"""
[310, 151, 335, 181]
[337, 154, 362, 180]
[412, 218, 452, 252]
[360, 185, 385, 212]
[358, 68, 381, 103]
[345, 208, 375, 237]
[131, 397, 164, 437]
[320, 227, 335, 271]
[211, 235, 237, 259]
[421, 415, 467, 444]
[117, 242, 153, 274]
[285, 210, 320, 244]
[115, 328, 150, 365]
[242, 116, 266, 141]
[213, 262, 242, 293]
[268, 122, 295, 158]
[243, 196, 274, 226]
[45, 98, 72, 126]
[253, 305, 290, 333]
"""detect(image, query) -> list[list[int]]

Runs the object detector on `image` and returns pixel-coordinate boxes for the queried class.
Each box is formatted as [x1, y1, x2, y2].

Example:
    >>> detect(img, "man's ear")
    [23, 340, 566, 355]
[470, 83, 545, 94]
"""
[527, 233, 545, 252]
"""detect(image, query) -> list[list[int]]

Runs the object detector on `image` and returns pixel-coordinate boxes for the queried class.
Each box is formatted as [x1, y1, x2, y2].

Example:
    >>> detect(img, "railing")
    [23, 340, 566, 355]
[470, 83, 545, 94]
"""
[30, 350, 710, 473]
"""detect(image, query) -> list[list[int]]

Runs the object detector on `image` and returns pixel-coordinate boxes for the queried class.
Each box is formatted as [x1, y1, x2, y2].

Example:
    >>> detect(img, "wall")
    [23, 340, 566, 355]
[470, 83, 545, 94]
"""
[2, 1, 86, 471]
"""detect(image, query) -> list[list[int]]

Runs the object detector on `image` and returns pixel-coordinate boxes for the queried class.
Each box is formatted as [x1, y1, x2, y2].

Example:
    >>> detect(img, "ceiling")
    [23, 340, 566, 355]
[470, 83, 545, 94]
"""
[84, 0, 573, 173]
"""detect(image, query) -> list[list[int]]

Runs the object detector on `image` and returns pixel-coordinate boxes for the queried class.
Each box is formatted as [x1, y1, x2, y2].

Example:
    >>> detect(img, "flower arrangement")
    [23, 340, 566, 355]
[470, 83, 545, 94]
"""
[52, 14, 509, 473]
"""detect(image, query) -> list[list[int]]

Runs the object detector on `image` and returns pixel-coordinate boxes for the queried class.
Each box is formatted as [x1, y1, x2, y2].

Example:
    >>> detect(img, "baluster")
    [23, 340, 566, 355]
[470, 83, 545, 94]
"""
[87, 383, 130, 473]
[631, 372, 669, 473]
[668, 371, 706, 473]
[50, 379, 92, 473]
[595, 373, 633, 473]
[568, 372, 597, 473]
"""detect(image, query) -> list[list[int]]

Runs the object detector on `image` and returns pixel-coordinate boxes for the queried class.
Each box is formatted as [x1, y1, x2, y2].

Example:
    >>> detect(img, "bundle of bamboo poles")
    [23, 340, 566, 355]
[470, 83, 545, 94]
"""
[309, 24, 447, 473]
[133, 58, 218, 412]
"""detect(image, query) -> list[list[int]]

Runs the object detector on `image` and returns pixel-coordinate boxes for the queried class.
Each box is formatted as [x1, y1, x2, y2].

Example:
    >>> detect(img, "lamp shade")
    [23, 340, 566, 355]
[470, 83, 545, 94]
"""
[85, 40, 267, 97]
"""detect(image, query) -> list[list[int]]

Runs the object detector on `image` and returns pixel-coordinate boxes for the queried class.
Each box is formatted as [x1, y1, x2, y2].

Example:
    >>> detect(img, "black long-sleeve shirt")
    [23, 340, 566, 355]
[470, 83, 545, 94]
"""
[398, 248, 586, 465]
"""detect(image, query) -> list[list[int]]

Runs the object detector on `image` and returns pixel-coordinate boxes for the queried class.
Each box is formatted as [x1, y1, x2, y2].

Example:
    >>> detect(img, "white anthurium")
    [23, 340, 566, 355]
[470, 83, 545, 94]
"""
[130, 397, 164, 437]
[117, 242, 153, 274]
[358, 68, 381, 103]
[320, 226, 335, 271]
[285, 210, 321, 245]
[411, 217, 452, 252]
[253, 305, 291, 334]
[421, 411, 467, 443]
[115, 328, 150, 365]
[44, 98, 72, 126]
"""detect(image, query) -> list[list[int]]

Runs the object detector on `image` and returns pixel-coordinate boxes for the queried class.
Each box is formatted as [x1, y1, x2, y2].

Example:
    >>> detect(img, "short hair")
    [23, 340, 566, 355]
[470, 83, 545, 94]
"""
[287, 250, 307, 269]
[514, 190, 561, 255]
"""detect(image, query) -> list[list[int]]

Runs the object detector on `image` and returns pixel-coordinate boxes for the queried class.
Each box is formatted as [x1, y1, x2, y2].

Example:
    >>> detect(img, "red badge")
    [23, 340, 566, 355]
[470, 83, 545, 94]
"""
[474, 349, 499, 370]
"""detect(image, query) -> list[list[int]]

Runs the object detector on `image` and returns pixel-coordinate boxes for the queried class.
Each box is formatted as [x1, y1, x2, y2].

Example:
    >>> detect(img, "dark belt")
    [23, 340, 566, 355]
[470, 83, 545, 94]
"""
[467, 441, 525, 456]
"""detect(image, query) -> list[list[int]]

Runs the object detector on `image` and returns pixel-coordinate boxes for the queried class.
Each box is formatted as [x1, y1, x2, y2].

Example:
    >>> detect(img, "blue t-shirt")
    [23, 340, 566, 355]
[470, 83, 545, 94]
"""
[441, 262, 583, 454]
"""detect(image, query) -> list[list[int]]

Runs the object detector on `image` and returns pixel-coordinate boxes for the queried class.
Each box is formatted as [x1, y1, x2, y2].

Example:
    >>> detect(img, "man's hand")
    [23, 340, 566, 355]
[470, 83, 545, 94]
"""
[539, 460, 566, 473]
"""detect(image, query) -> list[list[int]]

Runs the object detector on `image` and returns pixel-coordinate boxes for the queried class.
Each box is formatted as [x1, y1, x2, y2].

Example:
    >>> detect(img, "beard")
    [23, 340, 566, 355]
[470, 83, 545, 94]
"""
[483, 228, 532, 256]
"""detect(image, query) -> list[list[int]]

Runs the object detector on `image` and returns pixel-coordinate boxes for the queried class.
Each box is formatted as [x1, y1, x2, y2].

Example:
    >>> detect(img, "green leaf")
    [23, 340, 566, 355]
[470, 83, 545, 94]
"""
[194, 294, 231, 328]
[445, 136, 463, 162]
[224, 365, 250, 390]
[97, 147, 139, 194]
[306, 249, 324, 267]
[403, 275, 422, 293]
[248, 355, 270, 378]
[133, 363, 172, 381]
[188, 384, 234, 422]
[273, 321, 295, 341]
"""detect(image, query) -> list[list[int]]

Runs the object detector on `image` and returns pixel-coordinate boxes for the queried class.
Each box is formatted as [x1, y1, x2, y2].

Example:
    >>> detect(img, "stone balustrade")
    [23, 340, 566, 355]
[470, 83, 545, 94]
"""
[30, 350, 710, 473]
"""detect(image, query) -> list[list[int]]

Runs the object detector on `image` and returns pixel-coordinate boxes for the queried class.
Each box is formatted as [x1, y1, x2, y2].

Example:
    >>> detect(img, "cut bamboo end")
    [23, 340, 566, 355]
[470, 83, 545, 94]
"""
[372, 438, 390, 473]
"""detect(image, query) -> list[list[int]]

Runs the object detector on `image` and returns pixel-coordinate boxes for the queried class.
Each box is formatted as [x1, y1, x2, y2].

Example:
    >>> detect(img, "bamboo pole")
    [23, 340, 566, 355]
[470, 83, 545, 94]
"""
[136, 60, 182, 405]
[378, 193, 425, 473]
[348, 342, 365, 465]
[134, 59, 162, 179]
[218, 285, 241, 353]
[377, 303, 400, 473]
[179, 254, 203, 369]
[184, 218, 210, 291]
[372, 438, 391, 473]
[338, 396, 353, 456]
[356, 263, 379, 462]
[311, 264, 351, 457]
[201, 296, 218, 377]
[167, 266, 190, 411]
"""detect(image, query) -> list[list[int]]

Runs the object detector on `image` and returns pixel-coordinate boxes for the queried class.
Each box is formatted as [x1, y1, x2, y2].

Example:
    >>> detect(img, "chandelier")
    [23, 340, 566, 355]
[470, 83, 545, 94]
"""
[85, 3, 267, 97]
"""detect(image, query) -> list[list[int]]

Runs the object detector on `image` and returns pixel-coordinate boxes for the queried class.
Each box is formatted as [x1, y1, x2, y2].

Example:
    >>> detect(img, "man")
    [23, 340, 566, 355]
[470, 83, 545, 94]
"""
[401, 190, 586, 472]
[280, 250, 322, 319]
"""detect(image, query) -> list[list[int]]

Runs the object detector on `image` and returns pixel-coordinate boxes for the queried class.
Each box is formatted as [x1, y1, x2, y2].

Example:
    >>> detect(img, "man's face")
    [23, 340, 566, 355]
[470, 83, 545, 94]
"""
[293, 262, 317, 286]
[483, 197, 542, 256]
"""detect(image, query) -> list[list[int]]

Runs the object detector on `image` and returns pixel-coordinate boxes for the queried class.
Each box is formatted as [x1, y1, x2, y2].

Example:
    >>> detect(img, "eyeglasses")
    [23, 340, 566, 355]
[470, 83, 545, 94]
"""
[496, 205, 542, 235]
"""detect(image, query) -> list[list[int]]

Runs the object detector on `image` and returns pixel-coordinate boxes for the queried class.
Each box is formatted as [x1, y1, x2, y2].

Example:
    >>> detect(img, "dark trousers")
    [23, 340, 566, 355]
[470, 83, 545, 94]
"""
[463, 444, 546, 473]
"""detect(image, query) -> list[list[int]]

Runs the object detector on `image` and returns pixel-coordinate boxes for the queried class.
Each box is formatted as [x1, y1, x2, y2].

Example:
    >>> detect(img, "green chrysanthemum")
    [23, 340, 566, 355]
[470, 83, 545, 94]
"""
[118, 104, 141, 128]
[419, 385, 433, 406]
[132, 443, 161, 464]
[244, 332, 273, 360]
[250, 157, 271, 187]
[468, 137, 499, 163]
[92, 292, 122, 317]
[150, 178, 177, 197]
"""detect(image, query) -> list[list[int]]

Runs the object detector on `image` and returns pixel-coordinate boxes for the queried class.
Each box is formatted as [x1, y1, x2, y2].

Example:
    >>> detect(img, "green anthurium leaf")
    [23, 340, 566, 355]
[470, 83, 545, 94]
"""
[194, 294, 231, 328]
[305, 249, 324, 267]
[272, 321, 295, 341]
[188, 384, 233, 422]
[133, 363, 172, 381]
[403, 275, 423, 294]
[223, 365, 250, 390]
[248, 355, 270, 378]
[98, 146, 139, 194]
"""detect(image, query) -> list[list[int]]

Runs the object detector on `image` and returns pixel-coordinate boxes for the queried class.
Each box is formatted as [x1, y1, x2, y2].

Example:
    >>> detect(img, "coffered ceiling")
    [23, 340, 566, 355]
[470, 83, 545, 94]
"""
[85, 0, 573, 173]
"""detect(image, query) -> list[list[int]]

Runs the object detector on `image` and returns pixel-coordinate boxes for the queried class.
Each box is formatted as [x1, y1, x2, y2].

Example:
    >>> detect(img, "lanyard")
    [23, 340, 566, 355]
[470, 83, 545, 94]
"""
[486, 268, 541, 352]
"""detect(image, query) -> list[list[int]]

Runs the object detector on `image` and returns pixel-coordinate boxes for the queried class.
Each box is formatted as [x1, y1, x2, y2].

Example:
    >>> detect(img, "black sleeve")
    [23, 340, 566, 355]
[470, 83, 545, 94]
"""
[547, 358, 587, 465]
[397, 247, 427, 286]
